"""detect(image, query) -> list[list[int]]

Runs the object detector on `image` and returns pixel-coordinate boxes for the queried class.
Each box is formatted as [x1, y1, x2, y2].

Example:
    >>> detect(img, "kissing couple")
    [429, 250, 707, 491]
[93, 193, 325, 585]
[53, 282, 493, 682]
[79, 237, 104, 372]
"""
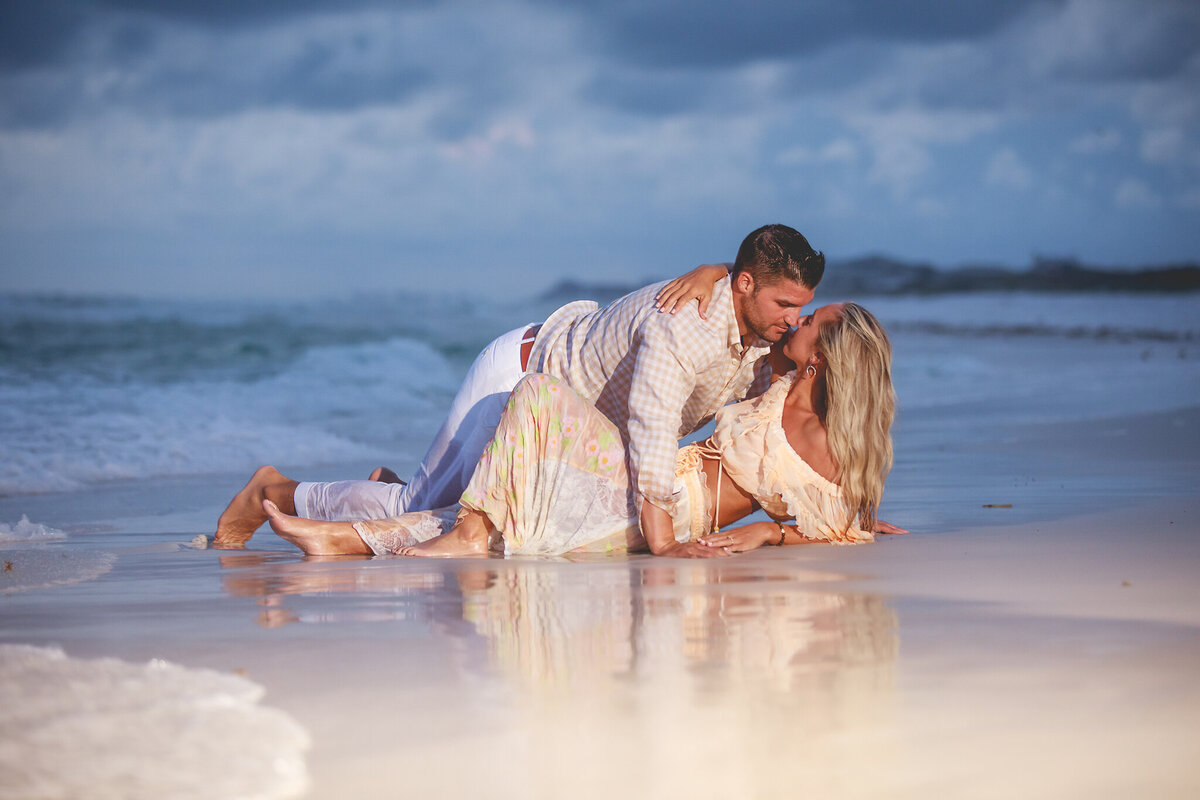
[215, 224, 904, 559]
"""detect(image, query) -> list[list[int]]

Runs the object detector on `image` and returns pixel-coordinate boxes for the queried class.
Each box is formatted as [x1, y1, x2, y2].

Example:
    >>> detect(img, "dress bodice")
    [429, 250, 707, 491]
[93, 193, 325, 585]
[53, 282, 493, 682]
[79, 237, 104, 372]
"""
[710, 372, 873, 545]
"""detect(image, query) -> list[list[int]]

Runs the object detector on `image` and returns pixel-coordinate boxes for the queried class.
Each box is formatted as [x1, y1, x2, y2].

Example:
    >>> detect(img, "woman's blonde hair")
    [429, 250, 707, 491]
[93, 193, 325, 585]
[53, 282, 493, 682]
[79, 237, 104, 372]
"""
[816, 302, 895, 532]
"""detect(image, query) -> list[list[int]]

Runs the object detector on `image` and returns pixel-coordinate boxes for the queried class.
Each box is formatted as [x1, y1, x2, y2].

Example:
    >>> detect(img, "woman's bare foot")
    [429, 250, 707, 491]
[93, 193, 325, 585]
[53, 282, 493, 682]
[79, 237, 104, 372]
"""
[368, 466, 406, 485]
[263, 500, 373, 556]
[398, 510, 491, 558]
[214, 466, 298, 548]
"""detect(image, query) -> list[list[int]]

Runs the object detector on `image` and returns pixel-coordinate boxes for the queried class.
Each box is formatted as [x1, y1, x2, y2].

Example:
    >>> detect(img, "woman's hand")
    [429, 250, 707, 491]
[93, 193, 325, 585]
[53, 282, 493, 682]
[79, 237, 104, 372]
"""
[699, 522, 775, 553]
[874, 519, 909, 535]
[655, 263, 730, 319]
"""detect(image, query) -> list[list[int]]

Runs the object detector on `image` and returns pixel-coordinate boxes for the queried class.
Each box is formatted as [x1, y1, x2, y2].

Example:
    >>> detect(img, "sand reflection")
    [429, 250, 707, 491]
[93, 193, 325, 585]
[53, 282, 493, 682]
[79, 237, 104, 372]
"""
[218, 552, 446, 628]
[218, 554, 897, 695]
[218, 555, 900, 796]
[457, 563, 896, 694]
[449, 558, 901, 778]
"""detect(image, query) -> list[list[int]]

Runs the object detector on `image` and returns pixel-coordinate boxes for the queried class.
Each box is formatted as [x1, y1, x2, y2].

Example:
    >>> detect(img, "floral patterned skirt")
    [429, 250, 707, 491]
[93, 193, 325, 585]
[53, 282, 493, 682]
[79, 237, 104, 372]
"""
[357, 374, 713, 557]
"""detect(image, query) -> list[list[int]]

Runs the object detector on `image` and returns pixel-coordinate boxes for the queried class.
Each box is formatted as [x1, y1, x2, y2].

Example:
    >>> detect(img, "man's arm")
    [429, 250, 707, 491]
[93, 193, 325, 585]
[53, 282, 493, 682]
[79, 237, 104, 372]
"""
[640, 499, 730, 558]
[623, 319, 729, 558]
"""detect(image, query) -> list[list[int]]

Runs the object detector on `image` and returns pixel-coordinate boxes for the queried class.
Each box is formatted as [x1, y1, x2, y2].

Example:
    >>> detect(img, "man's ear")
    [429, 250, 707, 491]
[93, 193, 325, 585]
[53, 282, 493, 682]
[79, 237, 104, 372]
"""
[733, 270, 755, 294]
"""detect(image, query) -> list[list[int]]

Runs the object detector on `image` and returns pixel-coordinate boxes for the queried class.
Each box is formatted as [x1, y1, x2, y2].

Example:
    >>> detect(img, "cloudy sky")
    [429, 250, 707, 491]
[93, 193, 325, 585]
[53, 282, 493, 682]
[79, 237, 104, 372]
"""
[1, 0, 1198, 298]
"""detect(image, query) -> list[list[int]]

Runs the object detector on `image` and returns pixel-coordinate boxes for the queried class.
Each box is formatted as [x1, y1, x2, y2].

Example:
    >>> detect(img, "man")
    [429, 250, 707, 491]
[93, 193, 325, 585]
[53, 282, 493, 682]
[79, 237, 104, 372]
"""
[214, 224, 822, 556]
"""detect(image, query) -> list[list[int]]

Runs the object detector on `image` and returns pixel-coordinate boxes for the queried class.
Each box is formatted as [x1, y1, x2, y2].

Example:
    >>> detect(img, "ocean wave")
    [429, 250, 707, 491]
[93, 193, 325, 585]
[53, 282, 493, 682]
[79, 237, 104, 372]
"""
[0, 515, 67, 542]
[0, 335, 462, 496]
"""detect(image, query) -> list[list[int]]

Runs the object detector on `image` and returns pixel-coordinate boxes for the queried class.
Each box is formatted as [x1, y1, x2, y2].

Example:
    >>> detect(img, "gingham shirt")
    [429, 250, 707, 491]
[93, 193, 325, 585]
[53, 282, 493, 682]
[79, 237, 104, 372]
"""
[528, 276, 772, 515]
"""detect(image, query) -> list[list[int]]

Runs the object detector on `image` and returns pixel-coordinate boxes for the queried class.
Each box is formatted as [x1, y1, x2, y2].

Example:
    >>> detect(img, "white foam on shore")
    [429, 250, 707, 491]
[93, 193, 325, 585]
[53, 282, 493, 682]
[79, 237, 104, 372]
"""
[0, 644, 310, 800]
[0, 515, 66, 542]
[0, 548, 115, 594]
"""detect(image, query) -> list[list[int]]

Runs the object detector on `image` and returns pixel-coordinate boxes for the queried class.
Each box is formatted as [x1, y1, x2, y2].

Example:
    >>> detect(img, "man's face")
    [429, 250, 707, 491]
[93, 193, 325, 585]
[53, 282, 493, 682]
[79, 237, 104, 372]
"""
[738, 278, 814, 343]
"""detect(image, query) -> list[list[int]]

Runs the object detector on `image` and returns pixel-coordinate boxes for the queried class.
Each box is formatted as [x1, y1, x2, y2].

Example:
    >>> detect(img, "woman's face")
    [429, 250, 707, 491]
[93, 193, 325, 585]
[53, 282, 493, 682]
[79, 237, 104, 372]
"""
[783, 303, 843, 368]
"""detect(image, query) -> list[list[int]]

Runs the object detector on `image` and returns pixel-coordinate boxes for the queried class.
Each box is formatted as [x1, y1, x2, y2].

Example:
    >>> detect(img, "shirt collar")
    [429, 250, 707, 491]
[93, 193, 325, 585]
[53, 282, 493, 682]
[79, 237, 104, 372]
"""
[713, 277, 771, 354]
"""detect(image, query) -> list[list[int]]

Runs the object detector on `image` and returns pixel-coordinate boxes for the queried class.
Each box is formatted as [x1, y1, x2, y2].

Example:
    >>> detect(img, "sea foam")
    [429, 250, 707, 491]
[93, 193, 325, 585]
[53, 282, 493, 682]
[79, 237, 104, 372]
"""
[0, 515, 66, 542]
[0, 644, 310, 800]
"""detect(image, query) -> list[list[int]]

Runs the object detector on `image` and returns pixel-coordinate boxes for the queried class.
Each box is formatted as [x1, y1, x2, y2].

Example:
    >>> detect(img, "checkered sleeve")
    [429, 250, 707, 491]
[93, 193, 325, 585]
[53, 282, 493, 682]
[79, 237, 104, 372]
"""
[624, 319, 703, 515]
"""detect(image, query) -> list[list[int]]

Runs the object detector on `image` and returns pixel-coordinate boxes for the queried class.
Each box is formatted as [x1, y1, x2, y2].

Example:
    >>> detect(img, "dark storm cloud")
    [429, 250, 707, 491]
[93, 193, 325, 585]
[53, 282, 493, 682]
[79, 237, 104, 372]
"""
[95, 0, 419, 28]
[0, 0, 432, 66]
[553, 0, 1200, 123]
[0, 1, 431, 76]
[0, 2, 432, 128]
[134, 39, 431, 119]
[553, 0, 1055, 119]
[879, 0, 1200, 115]
[550, 0, 1054, 68]
[4, 0, 1196, 133]
[582, 70, 713, 116]
[0, 1, 338, 72]
[1047, 1, 1200, 83]
[583, 42, 888, 118]
[0, 0, 91, 70]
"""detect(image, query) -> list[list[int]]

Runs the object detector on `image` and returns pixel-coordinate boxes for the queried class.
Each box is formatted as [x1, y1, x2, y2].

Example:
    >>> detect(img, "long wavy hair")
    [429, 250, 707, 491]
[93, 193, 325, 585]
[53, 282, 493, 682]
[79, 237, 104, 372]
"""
[816, 303, 895, 531]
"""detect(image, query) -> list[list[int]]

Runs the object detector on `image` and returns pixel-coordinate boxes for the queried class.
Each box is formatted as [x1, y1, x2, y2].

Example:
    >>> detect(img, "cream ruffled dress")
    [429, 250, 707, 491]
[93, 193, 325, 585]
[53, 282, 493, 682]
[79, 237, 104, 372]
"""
[703, 370, 873, 545]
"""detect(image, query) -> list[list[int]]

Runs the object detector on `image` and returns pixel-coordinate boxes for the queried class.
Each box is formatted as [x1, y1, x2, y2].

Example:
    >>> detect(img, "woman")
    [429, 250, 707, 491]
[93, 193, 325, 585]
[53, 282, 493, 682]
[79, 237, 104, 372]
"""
[263, 302, 899, 558]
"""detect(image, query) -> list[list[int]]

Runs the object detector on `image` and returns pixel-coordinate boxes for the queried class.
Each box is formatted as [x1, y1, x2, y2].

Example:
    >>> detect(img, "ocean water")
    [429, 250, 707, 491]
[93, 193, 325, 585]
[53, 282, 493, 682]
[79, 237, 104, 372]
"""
[2, 289, 1197, 500]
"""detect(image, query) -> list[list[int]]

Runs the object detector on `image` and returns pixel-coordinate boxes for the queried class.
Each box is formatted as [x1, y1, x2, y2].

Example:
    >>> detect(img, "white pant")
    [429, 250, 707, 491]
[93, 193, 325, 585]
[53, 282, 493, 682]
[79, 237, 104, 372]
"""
[295, 324, 534, 521]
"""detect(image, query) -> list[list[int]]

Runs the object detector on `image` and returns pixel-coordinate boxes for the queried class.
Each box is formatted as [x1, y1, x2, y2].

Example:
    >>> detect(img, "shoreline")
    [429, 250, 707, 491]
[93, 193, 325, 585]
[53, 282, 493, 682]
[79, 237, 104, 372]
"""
[1, 403, 1198, 798]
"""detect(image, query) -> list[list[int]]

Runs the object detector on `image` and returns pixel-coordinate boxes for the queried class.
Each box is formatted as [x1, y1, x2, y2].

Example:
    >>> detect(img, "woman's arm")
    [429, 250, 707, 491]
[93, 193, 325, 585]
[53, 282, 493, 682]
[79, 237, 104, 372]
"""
[698, 520, 811, 552]
[654, 263, 730, 319]
[700, 517, 908, 552]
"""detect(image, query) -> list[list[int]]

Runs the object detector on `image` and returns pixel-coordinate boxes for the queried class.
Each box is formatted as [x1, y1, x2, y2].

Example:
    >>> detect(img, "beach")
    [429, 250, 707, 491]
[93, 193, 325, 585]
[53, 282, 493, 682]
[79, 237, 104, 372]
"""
[5, 0, 1199, 793]
[2, 290, 1198, 798]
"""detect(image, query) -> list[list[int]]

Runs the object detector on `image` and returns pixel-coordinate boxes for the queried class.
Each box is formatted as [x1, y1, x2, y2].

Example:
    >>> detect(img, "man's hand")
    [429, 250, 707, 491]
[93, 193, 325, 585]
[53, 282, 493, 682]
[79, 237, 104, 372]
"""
[640, 498, 730, 558]
[655, 540, 733, 559]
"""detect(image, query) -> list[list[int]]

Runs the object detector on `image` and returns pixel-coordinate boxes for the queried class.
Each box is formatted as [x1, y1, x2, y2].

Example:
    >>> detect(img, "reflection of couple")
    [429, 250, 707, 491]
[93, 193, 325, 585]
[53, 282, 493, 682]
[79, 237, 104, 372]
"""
[214, 224, 901, 558]
[219, 555, 898, 694]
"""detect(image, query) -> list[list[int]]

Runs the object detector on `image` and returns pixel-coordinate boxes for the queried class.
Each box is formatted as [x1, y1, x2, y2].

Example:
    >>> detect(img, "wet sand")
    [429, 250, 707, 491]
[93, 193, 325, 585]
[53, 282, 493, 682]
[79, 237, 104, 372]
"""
[1, 406, 1198, 799]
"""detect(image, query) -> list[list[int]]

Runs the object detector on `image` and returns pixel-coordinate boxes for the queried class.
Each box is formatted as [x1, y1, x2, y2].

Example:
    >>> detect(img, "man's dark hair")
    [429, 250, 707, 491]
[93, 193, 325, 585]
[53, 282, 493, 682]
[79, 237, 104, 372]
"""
[730, 224, 825, 289]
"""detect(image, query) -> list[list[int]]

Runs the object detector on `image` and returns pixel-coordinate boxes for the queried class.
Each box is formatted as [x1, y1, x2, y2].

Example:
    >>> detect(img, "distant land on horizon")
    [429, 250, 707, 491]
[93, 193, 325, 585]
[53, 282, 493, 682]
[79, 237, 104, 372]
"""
[539, 256, 1200, 304]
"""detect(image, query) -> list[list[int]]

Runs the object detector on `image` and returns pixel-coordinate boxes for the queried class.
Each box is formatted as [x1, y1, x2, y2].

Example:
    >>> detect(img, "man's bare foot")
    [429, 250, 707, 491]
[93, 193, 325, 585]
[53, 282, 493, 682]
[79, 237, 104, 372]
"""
[398, 510, 490, 558]
[214, 465, 296, 548]
[368, 466, 406, 485]
[263, 500, 373, 556]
